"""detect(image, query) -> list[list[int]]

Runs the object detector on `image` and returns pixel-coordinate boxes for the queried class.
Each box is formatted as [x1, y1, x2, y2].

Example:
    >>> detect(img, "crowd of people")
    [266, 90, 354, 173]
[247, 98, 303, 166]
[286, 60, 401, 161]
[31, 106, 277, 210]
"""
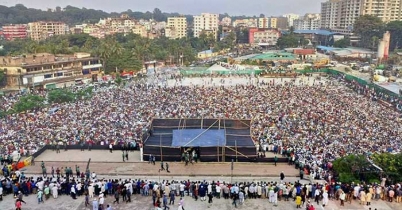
[1, 169, 401, 210]
[0, 72, 400, 208]
[0, 74, 401, 169]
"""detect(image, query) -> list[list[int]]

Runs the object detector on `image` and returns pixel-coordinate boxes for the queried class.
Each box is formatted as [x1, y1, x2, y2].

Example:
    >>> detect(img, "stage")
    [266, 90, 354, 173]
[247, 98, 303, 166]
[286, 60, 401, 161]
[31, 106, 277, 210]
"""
[143, 119, 258, 162]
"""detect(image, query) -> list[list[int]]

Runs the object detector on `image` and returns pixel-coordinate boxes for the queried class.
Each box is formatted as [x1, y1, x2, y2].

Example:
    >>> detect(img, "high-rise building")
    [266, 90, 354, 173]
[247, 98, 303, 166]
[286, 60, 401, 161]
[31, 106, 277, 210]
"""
[321, 0, 401, 30]
[283, 14, 300, 27]
[321, 0, 342, 29]
[167, 17, 187, 39]
[361, 0, 402, 22]
[193, 13, 219, 38]
[1, 24, 28, 40]
[339, 0, 362, 29]
[28, 21, 67, 41]
[294, 14, 321, 30]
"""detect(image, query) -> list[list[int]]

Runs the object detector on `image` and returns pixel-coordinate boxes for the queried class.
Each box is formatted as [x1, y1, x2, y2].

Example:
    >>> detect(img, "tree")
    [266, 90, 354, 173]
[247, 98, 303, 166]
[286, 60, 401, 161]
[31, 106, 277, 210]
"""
[333, 38, 350, 48]
[47, 88, 76, 103]
[95, 36, 123, 73]
[353, 15, 385, 49]
[371, 153, 402, 183]
[0, 69, 5, 87]
[386, 21, 402, 51]
[276, 34, 299, 49]
[105, 49, 142, 73]
[13, 94, 45, 113]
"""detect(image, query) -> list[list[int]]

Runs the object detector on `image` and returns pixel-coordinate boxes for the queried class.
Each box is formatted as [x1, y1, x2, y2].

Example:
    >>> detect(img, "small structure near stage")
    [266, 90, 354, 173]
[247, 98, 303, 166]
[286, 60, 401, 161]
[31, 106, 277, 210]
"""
[143, 119, 257, 162]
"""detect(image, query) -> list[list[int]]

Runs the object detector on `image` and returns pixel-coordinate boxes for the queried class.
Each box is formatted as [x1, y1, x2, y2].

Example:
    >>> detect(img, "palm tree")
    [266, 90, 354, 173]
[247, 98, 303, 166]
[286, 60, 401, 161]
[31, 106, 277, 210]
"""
[97, 37, 123, 73]
[132, 37, 152, 68]
[25, 41, 39, 54]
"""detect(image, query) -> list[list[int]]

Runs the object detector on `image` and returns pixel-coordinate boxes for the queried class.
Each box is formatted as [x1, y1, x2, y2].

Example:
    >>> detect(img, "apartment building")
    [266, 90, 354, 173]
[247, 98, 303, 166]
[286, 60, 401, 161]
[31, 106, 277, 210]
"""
[321, 0, 362, 29]
[339, 0, 362, 29]
[233, 19, 258, 28]
[1, 53, 102, 89]
[283, 14, 300, 27]
[294, 14, 321, 30]
[249, 28, 281, 46]
[1, 24, 28, 40]
[270, 18, 278, 28]
[27, 21, 67, 41]
[321, 0, 401, 30]
[167, 16, 187, 39]
[132, 24, 148, 38]
[361, 0, 402, 22]
[258, 18, 270, 28]
[220, 17, 232, 26]
[321, 0, 342, 29]
[193, 13, 219, 38]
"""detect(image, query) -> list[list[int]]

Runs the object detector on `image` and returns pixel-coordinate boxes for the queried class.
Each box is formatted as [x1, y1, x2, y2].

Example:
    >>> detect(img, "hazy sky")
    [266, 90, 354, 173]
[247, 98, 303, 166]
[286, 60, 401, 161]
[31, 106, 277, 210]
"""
[0, 0, 323, 16]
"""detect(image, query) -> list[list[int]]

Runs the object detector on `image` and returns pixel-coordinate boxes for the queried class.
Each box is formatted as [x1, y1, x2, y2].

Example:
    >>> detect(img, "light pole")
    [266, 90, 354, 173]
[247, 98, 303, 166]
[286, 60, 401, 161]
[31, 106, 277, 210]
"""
[17, 69, 21, 90]
[231, 158, 234, 184]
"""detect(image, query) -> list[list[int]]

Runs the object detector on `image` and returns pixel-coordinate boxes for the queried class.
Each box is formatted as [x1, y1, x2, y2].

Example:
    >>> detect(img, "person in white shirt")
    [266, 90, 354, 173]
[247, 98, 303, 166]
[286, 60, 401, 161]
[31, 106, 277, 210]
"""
[71, 185, 76, 199]
[99, 194, 105, 209]
[51, 184, 58, 199]
[216, 185, 221, 198]
[314, 188, 321, 205]
[179, 182, 185, 197]
[322, 190, 329, 207]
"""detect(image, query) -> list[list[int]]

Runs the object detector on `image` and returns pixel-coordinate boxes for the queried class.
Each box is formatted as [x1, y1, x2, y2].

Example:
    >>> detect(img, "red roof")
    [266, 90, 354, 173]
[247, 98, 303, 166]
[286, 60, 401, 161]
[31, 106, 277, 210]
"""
[293, 49, 315, 55]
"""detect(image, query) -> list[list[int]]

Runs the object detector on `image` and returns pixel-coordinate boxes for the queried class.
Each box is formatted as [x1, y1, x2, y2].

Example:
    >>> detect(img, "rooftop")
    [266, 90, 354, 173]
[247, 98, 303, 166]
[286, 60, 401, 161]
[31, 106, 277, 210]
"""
[294, 30, 334, 36]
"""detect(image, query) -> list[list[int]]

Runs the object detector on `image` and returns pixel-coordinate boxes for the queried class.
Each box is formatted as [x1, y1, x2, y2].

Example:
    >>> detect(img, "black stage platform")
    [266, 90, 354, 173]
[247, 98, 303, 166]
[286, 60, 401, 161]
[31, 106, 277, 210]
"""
[143, 119, 258, 162]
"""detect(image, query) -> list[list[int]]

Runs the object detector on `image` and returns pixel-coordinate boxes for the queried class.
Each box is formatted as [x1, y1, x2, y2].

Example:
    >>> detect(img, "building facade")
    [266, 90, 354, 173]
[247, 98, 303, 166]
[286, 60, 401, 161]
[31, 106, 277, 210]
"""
[249, 28, 281, 46]
[320, 0, 401, 30]
[1, 53, 102, 89]
[167, 17, 187, 39]
[258, 18, 270, 28]
[220, 17, 232, 26]
[321, 0, 342, 29]
[294, 14, 321, 30]
[1, 24, 28, 40]
[27, 21, 67, 41]
[193, 13, 219, 38]
[361, 0, 402, 22]
[283, 14, 300, 27]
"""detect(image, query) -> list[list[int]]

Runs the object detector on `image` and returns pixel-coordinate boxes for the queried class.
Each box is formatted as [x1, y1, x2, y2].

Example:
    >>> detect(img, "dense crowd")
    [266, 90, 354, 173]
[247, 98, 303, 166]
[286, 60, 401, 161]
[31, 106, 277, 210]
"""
[1, 75, 401, 169]
[1, 170, 401, 210]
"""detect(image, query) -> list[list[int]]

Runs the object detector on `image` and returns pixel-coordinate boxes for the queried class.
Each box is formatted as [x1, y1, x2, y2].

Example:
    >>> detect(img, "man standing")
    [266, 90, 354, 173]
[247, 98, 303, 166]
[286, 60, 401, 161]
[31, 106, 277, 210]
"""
[122, 152, 125, 162]
[280, 171, 285, 181]
[92, 198, 99, 210]
[166, 162, 170, 173]
[274, 156, 278, 166]
[76, 165, 80, 178]
[160, 161, 165, 171]
[109, 143, 113, 153]
[113, 190, 120, 204]
[37, 190, 44, 204]
[163, 194, 170, 210]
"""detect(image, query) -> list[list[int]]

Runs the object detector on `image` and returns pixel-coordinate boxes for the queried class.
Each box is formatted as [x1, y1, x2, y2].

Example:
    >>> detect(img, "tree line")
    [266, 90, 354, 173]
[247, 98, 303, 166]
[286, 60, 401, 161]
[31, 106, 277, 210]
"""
[0, 4, 260, 27]
[0, 30, 238, 73]
[332, 153, 402, 184]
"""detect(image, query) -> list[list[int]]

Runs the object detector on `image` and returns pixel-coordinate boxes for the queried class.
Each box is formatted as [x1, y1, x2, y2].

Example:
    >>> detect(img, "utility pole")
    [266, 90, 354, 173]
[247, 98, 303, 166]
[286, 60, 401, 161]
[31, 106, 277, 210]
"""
[231, 158, 234, 183]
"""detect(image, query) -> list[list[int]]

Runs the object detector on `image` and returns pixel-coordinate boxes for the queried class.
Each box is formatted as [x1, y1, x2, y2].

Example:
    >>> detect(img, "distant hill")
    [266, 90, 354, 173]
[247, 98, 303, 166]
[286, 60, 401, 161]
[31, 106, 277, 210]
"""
[0, 4, 258, 27]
